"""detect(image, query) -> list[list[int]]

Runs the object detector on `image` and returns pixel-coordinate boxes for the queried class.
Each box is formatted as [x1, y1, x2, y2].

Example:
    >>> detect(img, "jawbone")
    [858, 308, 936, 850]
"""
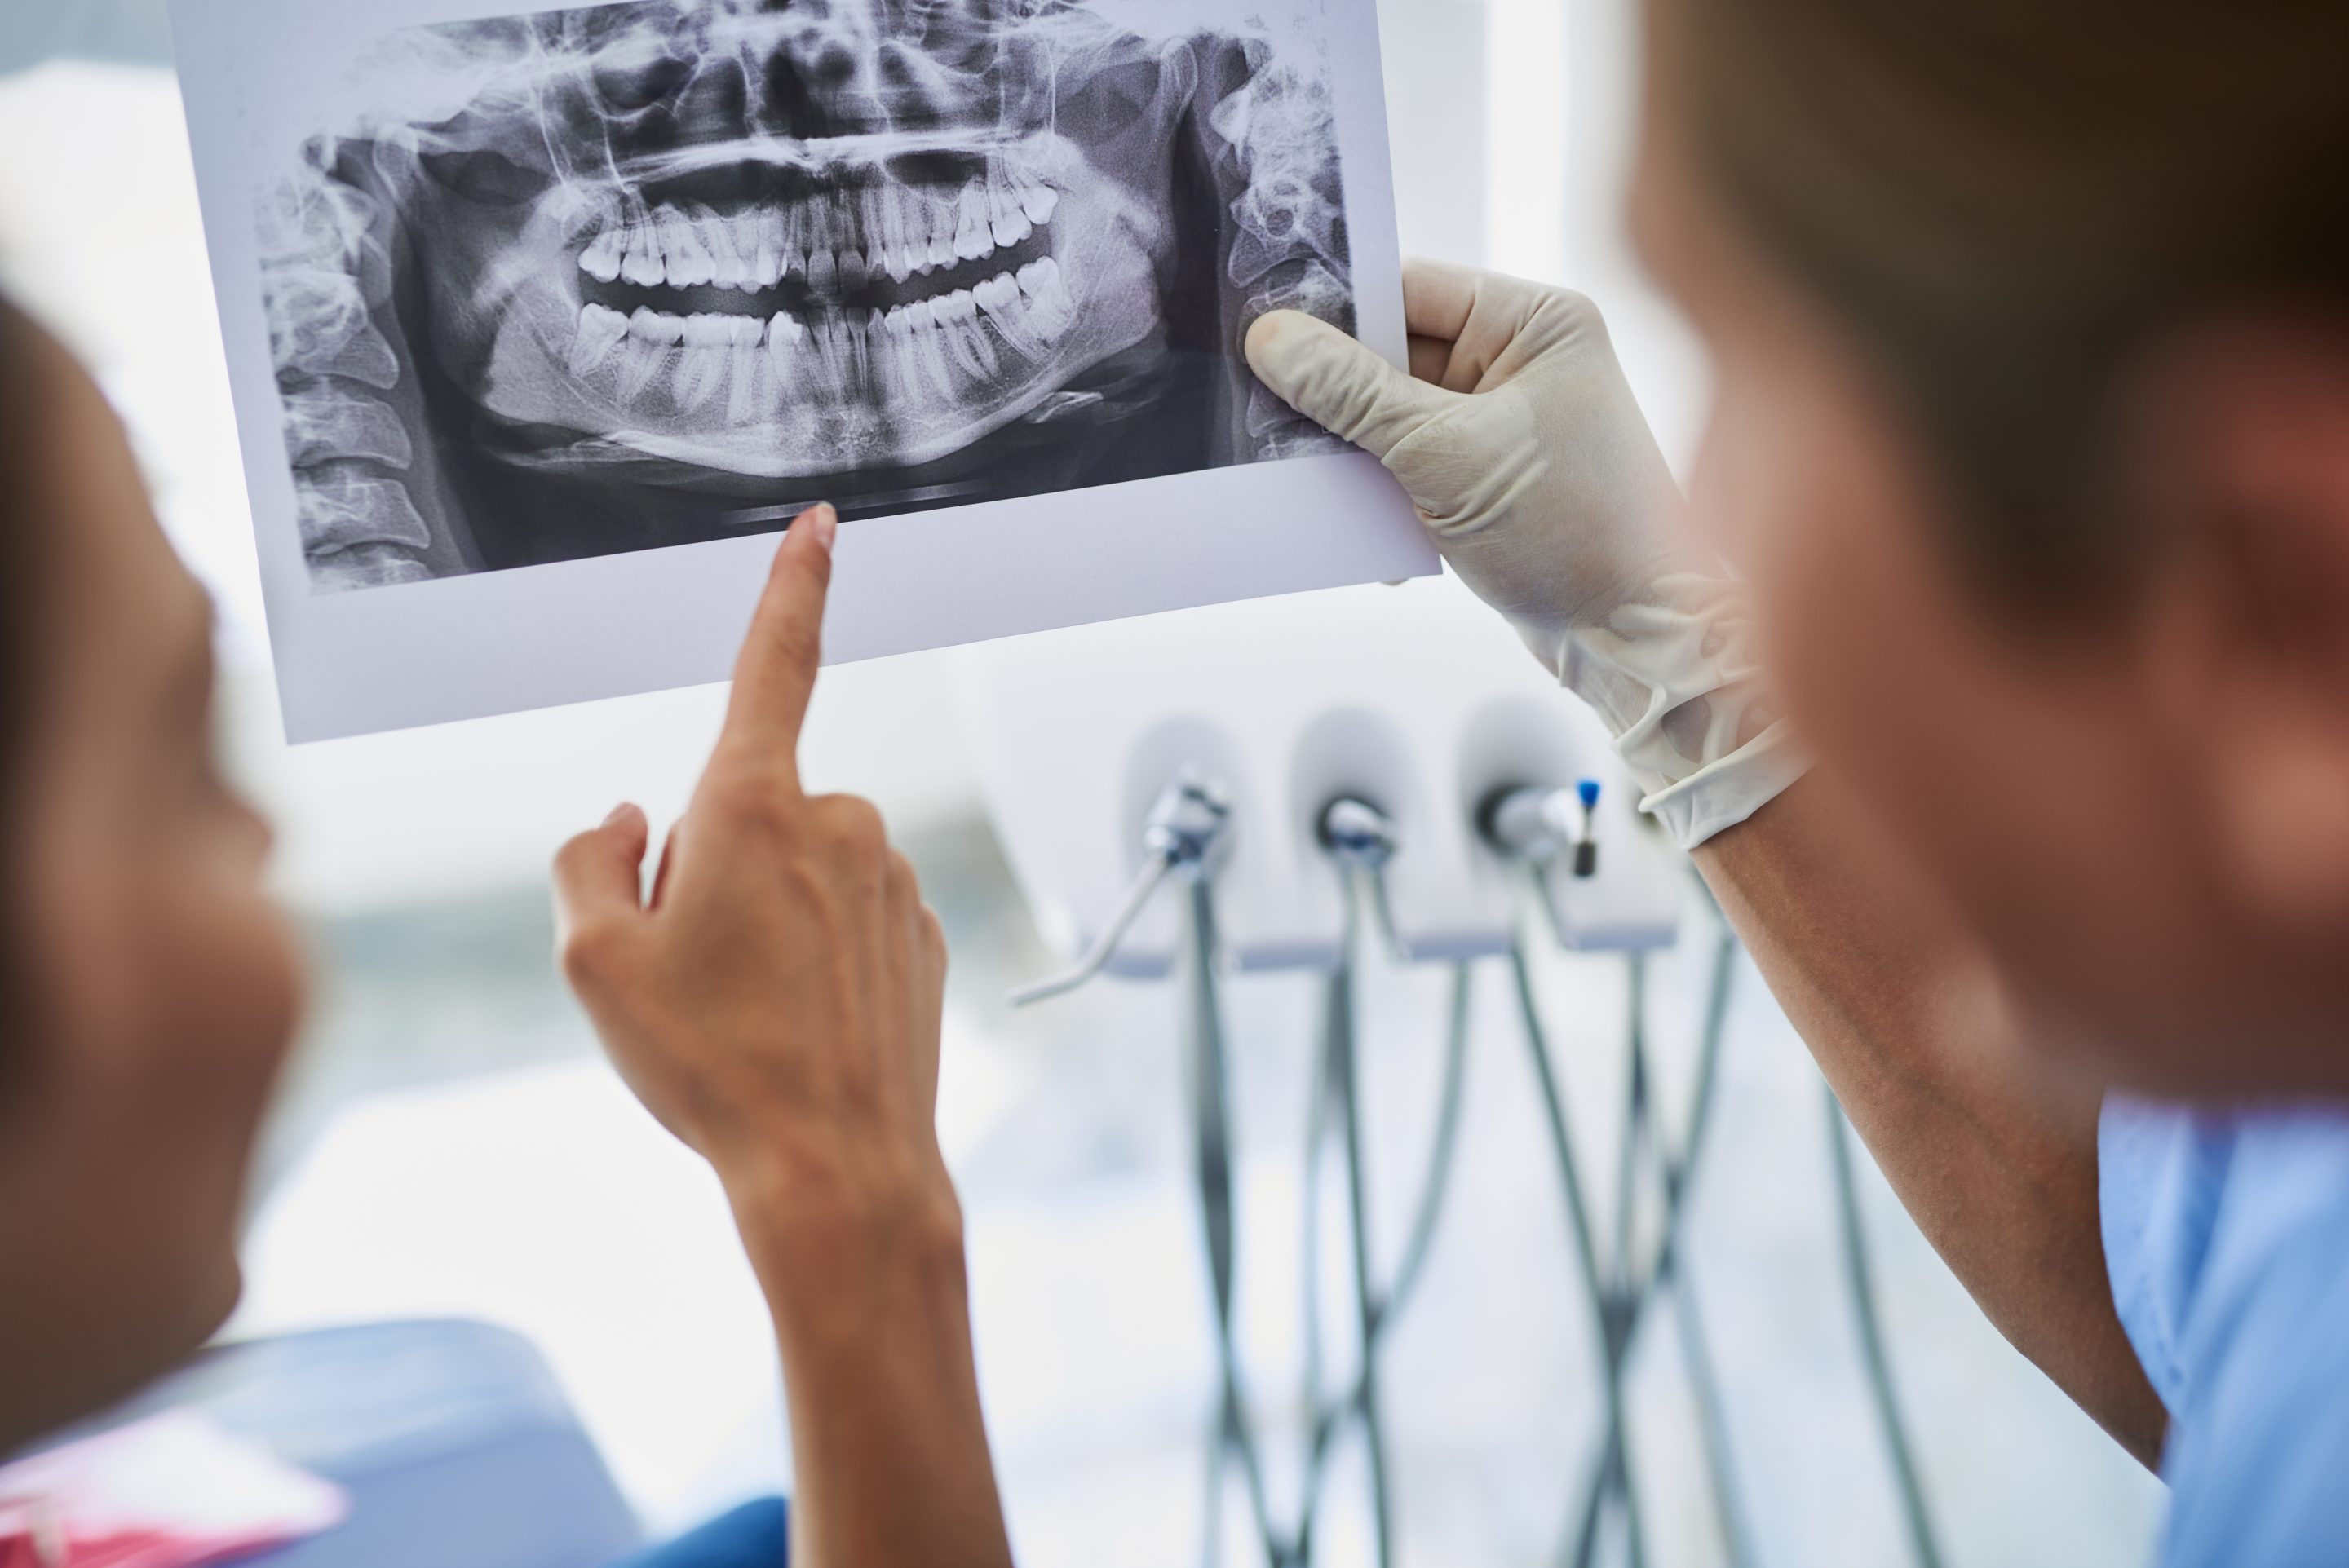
[439, 130, 1164, 480]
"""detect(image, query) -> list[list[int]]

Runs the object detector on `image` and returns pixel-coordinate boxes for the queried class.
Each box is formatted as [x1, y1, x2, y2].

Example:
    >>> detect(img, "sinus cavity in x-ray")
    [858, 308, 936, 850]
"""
[257, 0, 1358, 593]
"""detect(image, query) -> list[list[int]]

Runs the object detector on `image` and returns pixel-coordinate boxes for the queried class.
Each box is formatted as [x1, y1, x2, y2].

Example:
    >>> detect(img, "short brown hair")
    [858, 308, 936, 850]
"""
[1668, 0, 2349, 603]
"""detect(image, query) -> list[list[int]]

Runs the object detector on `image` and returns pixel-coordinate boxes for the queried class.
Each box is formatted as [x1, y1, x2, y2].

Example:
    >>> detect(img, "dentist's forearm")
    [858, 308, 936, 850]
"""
[1693, 773, 2168, 1469]
[734, 1180, 1015, 1568]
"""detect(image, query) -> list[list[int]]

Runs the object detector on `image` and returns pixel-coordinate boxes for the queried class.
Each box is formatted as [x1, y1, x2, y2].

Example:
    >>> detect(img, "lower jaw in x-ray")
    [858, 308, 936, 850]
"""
[260, 0, 1358, 591]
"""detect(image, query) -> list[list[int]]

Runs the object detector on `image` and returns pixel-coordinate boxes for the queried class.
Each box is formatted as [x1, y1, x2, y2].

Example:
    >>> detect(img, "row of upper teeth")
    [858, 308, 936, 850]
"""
[578, 175, 1059, 292]
[567, 257, 1078, 385]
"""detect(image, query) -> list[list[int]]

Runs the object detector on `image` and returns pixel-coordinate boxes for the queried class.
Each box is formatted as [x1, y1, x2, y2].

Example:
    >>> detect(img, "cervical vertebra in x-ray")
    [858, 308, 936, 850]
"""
[256, 0, 1356, 592]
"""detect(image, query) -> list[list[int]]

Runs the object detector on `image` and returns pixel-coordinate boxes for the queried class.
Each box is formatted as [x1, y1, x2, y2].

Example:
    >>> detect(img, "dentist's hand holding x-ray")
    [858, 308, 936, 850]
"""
[1245, 258, 1806, 849]
[1249, 260, 2172, 1475]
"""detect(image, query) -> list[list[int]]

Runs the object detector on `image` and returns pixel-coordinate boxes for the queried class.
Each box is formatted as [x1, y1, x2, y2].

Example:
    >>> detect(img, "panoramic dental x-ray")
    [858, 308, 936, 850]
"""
[257, 0, 1360, 592]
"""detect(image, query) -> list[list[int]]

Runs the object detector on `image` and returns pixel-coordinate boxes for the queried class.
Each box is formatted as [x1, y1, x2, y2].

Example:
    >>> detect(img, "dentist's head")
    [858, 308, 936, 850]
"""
[1631, 0, 2349, 1093]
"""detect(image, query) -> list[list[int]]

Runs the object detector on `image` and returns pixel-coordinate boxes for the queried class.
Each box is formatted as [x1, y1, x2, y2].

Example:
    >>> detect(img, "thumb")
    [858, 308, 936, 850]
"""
[553, 802, 651, 965]
[1245, 311, 1451, 463]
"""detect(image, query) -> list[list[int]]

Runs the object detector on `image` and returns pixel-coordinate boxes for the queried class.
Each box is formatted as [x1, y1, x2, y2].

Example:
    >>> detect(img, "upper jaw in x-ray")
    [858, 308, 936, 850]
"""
[260, 0, 1358, 589]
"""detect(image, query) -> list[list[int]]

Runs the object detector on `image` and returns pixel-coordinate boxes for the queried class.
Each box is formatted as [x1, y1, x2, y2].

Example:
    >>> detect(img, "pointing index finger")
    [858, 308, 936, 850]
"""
[714, 503, 837, 784]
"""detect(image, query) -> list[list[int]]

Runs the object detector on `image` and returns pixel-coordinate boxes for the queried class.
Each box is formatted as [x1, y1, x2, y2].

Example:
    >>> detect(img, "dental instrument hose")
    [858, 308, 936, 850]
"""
[1183, 874, 1473, 1568]
[1653, 928, 1755, 1568]
[1508, 933, 1649, 1568]
[1293, 960, 1474, 1567]
[1183, 864, 1475, 1565]
[1180, 872, 1285, 1568]
[1562, 934, 1754, 1568]
[1826, 1083, 1948, 1568]
[1325, 899, 1396, 1568]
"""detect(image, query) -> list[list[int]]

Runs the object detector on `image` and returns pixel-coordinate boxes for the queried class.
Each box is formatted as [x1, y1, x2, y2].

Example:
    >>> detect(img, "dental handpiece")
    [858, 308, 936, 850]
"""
[1480, 780, 1603, 878]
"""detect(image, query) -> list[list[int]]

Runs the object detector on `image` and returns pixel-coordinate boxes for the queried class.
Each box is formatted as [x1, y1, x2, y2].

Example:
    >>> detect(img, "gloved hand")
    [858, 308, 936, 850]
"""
[1245, 258, 1805, 849]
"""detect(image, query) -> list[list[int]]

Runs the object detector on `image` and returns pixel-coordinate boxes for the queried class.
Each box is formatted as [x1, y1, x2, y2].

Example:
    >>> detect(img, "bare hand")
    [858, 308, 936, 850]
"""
[552, 504, 954, 1249]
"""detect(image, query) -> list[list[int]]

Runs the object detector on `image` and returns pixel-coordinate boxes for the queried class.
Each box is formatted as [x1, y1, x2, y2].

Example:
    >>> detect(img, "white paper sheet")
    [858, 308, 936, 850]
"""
[169, 0, 1432, 740]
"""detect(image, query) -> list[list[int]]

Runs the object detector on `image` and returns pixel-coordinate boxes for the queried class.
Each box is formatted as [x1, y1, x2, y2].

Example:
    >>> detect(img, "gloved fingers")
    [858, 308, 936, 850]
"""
[1399, 256, 1489, 347]
[1399, 259, 1497, 393]
[1402, 258, 1604, 396]
[1404, 259, 1567, 391]
[1407, 332, 1453, 385]
[1244, 309, 1456, 462]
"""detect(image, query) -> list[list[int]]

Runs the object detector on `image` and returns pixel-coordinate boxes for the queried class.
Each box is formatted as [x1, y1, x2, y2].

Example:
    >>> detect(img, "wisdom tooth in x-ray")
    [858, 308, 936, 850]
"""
[254, 0, 1358, 593]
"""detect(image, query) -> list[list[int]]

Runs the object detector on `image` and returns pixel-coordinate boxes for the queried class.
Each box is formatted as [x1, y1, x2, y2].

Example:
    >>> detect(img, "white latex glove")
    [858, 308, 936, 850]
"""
[1245, 259, 1806, 849]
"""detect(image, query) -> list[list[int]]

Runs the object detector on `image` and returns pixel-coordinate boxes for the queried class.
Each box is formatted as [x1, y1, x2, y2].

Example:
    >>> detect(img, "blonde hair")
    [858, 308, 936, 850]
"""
[1667, 0, 2349, 601]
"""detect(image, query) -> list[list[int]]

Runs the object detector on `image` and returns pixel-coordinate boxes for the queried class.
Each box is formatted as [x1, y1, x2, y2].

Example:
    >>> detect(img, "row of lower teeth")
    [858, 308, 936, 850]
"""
[577, 177, 1059, 293]
[565, 257, 1078, 395]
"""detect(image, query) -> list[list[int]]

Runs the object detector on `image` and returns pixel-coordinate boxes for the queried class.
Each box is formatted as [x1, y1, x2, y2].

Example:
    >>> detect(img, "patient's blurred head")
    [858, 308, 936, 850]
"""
[1633, 0, 2349, 1096]
[0, 300, 303, 1451]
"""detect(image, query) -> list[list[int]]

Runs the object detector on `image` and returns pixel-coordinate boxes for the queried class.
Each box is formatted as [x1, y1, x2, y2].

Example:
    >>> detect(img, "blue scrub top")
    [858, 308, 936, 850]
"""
[2099, 1094, 2349, 1566]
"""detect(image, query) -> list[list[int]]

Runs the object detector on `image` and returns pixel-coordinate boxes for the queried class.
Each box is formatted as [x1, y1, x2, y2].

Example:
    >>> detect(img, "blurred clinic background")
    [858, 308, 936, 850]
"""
[0, 2, 2164, 1565]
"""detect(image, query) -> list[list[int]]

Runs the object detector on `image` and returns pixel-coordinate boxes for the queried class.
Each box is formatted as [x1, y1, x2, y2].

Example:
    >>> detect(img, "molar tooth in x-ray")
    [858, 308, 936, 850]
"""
[724, 213, 763, 286]
[952, 182, 990, 263]
[621, 227, 664, 288]
[703, 211, 748, 289]
[678, 354, 727, 411]
[580, 225, 624, 283]
[630, 307, 683, 345]
[662, 208, 719, 288]
[568, 302, 630, 378]
[653, 210, 688, 279]
[923, 197, 954, 268]
[750, 219, 784, 289]
[613, 339, 664, 402]
[765, 312, 803, 372]
[905, 303, 958, 404]
[1016, 258, 1073, 343]
[672, 312, 732, 409]
[617, 307, 681, 400]
[975, 272, 1042, 360]
[956, 302, 1002, 383]
[919, 193, 953, 272]
[1015, 172, 1058, 228]
[984, 174, 1028, 251]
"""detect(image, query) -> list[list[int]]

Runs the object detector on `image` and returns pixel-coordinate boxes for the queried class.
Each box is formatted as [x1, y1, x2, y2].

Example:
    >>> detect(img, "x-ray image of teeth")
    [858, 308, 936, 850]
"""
[254, 0, 1358, 593]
